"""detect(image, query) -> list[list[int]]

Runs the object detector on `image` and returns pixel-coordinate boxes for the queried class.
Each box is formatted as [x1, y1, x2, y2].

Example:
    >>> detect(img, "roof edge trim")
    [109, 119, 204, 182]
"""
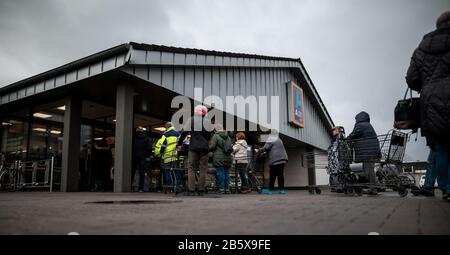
[129, 42, 299, 62]
[1, 43, 131, 93]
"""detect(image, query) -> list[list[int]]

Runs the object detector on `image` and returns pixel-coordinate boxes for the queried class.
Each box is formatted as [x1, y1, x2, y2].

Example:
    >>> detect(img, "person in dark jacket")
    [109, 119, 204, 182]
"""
[132, 127, 152, 192]
[347, 111, 381, 195]
[91, 138, 113, 191]
[177, 105, 212, 196]
[406, 11, 450, 201]
[209, 124, 233, 194]
[259, 131, 288, 195]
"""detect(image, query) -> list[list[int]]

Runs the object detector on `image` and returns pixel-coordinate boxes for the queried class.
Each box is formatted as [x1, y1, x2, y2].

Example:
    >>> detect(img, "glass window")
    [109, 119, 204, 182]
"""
[33, 100, 65, 124]
[29, 123, 48, 160]
[1, 118, 28, 162]
[47, 125, 63, 160]
[26, 100, 65, 161]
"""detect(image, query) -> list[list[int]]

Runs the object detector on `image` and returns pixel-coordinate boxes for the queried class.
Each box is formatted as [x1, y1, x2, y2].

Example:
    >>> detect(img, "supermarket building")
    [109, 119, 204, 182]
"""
[0, 42, 334, 192]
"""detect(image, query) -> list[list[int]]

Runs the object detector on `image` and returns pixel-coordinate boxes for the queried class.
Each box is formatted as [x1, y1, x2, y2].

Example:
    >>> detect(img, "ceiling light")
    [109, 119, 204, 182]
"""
[50, 130, 62, 135]
[94, 137, 103, 141]
[32, 128, 47, 132]
[33, 112, 52, 119]
[2, 122, 12, 126]
[57, 105, 66, 111]
[153, 127, 166, 132]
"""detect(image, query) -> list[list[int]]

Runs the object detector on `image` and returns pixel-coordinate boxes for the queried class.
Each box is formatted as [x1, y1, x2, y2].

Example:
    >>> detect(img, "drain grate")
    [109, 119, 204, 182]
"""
[85, 200, 183, 205]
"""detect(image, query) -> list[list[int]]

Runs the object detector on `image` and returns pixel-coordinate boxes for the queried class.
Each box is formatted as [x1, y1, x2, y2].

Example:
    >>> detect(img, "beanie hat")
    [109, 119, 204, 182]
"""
[436, 11, 450, 29]
[194, 105, 208, 117]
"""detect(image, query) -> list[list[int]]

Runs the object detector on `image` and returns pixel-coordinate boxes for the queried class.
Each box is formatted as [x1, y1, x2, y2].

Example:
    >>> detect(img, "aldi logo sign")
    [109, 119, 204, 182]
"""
[287, 81, 304, 128]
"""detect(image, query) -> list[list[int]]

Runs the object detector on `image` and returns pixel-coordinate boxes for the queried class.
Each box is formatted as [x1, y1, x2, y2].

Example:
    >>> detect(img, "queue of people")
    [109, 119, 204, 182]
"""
[121, 104, 290, 196]
[73, 102, 288, 194]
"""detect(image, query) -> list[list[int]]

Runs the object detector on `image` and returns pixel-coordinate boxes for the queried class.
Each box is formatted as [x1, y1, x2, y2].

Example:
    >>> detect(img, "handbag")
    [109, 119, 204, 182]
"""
[394, 87, 420, 131]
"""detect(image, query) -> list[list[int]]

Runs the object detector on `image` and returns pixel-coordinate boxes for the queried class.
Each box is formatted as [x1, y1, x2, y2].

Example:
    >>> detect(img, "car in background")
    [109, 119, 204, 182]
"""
[419, 175, 438, 188]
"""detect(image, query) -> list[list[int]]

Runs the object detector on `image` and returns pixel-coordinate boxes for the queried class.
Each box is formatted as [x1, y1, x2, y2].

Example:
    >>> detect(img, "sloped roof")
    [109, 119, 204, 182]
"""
[129, 42, 300, 62]
[0, 42, 334, 128]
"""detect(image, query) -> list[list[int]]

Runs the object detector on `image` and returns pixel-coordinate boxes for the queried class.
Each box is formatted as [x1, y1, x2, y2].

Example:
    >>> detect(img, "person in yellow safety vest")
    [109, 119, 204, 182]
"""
[154, 122, 180, 188]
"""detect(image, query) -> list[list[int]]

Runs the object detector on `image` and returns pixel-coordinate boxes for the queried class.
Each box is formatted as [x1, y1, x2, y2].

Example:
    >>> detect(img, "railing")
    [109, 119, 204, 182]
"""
[1, 157, 61, 192]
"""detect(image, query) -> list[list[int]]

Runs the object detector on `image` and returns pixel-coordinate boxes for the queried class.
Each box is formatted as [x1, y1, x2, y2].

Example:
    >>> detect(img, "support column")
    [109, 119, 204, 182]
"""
[114, 83, 134, 192]
[61, 95, 81, 192]
[307, 146, 316, 186]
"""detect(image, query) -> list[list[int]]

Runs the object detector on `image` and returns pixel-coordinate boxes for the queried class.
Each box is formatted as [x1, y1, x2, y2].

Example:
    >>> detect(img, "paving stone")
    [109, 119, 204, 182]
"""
[0, 190, 449, 234]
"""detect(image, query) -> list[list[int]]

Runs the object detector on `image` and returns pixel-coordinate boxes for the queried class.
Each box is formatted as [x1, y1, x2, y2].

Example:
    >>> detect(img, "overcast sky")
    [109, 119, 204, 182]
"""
[1, 0, 448, 161]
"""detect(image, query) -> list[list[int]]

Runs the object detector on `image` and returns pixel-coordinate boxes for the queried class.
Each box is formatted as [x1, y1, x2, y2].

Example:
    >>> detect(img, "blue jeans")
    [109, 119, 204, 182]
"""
[235, 163, 248, 187]
[426, 144, 450, 192]
[424, 150, 437, 190]
[216, 166, 230, 192]
[162, 165, 183, 187]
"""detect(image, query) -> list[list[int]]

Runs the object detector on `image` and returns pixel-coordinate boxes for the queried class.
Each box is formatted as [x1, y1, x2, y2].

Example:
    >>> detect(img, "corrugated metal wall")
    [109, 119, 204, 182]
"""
[123, 49, 331, 150]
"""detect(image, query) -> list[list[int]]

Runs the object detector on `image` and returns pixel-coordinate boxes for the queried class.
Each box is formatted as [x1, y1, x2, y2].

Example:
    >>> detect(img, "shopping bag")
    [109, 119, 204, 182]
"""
[394, 87, 420, 130]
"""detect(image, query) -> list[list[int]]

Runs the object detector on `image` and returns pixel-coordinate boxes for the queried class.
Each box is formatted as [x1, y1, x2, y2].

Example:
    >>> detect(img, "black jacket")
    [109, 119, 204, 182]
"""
[177, 116, 212, 153]
[406, 27, 450, 147]
[133, 131, 152, 159]
[347, 112, 381, 163]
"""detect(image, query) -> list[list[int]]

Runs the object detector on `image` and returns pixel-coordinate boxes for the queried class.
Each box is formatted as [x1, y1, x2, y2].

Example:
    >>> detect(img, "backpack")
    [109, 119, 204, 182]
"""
[222, 137, 233, 154]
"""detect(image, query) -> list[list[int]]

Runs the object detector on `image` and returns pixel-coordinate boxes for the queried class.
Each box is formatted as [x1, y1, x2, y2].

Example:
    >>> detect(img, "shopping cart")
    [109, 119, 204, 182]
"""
[246, 152, 265, 194]
[160, 142, 186, 195]
[375, 130, 419, 196]
[309, 129, 419, 197]
[230, 150, 265, 194]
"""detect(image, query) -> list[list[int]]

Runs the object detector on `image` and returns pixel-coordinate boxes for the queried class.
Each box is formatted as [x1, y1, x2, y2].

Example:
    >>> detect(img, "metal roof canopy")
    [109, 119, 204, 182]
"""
[0, 42, 334, 130]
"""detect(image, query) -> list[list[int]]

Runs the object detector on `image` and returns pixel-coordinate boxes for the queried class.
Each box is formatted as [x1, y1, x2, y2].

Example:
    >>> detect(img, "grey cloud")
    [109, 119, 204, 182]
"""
[0, 0, 193, 85]
[1, 0, 448, 161]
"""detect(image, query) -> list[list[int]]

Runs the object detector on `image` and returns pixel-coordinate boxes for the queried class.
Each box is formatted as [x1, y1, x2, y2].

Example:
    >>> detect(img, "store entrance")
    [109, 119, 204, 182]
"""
[78, 100, 116, 191]
[79, 124, 115, 191]
[78, 100, 169, 191]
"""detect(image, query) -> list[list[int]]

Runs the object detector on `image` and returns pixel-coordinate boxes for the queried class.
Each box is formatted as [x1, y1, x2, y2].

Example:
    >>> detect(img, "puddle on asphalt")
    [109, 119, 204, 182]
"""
[85, 200, 183, 205]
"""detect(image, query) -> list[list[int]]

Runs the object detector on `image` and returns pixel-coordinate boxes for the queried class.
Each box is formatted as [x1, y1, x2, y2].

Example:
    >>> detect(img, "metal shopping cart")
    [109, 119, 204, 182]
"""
[308, 129, 419, 197]
[230, 150, 265, 194]
[160, 142, 187, 195]
[245, 151, 265, 194]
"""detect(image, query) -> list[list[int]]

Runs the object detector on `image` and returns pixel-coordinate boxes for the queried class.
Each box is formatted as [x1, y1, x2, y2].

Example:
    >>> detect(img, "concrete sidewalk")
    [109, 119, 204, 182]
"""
[0, 189, 449, 235]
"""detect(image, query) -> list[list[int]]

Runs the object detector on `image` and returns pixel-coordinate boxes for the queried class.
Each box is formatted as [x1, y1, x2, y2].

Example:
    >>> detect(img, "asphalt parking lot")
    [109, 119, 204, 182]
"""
[0, 189, 449, 235]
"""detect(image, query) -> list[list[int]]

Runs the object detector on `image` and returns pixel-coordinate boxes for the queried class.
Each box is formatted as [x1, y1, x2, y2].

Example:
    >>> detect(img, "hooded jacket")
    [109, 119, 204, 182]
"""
[232, 139, 248, 164]
[209, 131, 233, 167]
[406, 27, 450, 147]
[347, 112, 381, 163]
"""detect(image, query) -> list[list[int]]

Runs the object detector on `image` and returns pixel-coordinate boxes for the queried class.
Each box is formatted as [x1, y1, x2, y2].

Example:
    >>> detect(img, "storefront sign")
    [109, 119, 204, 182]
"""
[287, 81, 304, 128]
